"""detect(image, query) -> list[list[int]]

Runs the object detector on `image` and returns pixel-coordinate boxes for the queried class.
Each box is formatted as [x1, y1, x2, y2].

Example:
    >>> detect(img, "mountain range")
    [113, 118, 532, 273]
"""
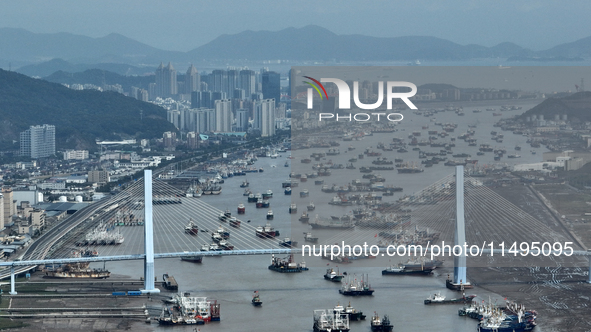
[1, 25, 590, 76]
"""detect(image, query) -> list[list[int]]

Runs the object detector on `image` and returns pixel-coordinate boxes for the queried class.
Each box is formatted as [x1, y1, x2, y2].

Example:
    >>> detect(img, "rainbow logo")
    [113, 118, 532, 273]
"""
[304, 76, 328, 100]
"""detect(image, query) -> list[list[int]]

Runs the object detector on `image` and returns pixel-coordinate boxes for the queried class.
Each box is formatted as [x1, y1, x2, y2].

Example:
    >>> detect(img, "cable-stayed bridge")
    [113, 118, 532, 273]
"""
[1, 167, 590, 295]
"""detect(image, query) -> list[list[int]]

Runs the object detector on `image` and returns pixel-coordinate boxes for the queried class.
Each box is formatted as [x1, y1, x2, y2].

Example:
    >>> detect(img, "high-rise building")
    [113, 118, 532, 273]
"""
[235, 109, 249, 132]
[214, 99, 232, 132]
[63, 150, 89, 160]
[185, 65, 201, 94]
[2, 188, 15, 226]
[197, 109, 216, 133]
[20, 124, 55, 158]
[233, 88, 246, 100]
[262, 71, 281, 106]
[0, 193, 4, 230]
[186, 131, 199, 149]
[211, 69, 228, 93]
[163, 131, 177, 149]
[254, 99, 276, 137]
[88, 170, 110, 184]
[212, 91, 227, 102]
[227, 69, 239, 95]
[202, 91, 213, 108]
[138, 89, 149, 102]
[168, 109, 181, 129]
[240, 69, 256, 97]
[155, 62, 177, 98]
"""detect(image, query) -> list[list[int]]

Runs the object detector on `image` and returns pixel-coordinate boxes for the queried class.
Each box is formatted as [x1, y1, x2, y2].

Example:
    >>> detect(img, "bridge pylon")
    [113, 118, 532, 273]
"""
[447, 166, 470, 290]
[141, 170, 159, 294]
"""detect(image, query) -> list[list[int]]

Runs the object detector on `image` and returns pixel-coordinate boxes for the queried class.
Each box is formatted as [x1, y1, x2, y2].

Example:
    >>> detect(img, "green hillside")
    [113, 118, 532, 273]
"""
[0, 69, 176, 151]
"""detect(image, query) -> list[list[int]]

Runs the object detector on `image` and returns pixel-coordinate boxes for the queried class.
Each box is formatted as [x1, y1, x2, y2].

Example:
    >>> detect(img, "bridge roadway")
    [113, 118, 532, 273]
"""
[1, 247, 589, 267]
[0, 193, 130, 280]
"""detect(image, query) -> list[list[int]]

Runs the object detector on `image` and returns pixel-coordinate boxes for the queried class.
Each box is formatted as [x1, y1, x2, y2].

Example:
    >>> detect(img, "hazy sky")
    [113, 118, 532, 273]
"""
[1, 0, 590, 52]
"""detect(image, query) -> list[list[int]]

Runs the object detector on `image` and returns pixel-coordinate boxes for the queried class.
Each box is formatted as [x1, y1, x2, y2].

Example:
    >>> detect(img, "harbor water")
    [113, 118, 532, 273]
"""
[104, 98, 546, 331]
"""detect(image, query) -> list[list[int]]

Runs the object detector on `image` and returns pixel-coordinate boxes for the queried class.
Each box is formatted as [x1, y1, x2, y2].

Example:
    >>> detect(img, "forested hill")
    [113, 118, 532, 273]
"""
[0, 69, 176, 151]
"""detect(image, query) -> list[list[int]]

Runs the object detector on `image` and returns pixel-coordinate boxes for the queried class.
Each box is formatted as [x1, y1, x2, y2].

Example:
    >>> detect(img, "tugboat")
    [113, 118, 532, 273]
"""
[268, 254, 308, 273]
[240, 179, 249, 188]
[335, 302, 366, 321]
[324, 268, 344, 282]
[307, 202, 316, 211]
[184, 219, 198, 235]
[289, 203, 297, 214]
[252, 291, 262, 306]
[284, 187, 292, 195]
[370, 313, 393, 332]
[339, 275, 374, 296]
[266, 209, 274, 220]
[424, 292, 476, 305]
[299, 211, 310, 222]
[237, 203, 246, 214]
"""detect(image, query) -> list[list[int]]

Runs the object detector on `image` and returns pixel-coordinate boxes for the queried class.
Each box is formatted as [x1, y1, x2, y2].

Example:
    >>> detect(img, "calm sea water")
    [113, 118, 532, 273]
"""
[105, 98, 546, 331]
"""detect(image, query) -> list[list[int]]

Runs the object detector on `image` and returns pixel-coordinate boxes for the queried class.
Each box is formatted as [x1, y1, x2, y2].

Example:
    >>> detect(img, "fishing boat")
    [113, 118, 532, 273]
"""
[335, 302, 366, 321]
[218, 209, 232, 222]
[382, 263, 434, 275]
[279, 237, 298, 248]
[262, 189, 273, 199]
[313, 309, 350, 332]
[289, 203, 297, 214]
[180, 252, 203, 263]
[299, 211, 310, 222]
[184, 219, 198, 235]
[266, 209, 274, 220]
[303, 232, 318, 243]
[371, 313, 393, 332]
[309, 216, 355, 229]
[240, 179, 249, 188]
[43, 263, 110, 279]
[324, 268, 344, 282]
[284, 187, 292, 195]
[255, 223, 279, 238]
[237, 203, 246, 214]
[339, 274, 374, 296]
[307, 202, 316, 211]
[252, 291, 262, 306]
[229, 217, 241, 228]
[268, 254, 308, 273]
[300, 189, 309, 197]
[424, 292, 476, 305]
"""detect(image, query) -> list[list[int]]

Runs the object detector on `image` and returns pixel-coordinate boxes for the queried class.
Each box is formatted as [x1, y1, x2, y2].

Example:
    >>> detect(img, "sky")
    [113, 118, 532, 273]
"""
[0, 0, 590, 52]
